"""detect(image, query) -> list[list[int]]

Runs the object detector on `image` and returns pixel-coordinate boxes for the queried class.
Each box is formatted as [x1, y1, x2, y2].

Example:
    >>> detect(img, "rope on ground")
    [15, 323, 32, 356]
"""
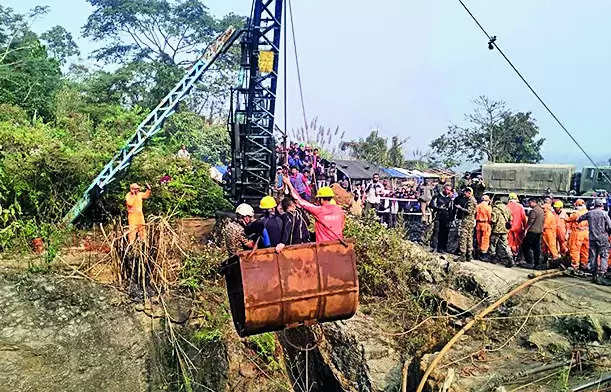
[416, 269, 564, 392]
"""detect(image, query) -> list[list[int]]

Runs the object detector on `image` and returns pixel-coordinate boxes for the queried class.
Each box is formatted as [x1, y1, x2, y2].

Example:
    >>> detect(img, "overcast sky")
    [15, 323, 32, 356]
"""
[5, 0, 610, 169]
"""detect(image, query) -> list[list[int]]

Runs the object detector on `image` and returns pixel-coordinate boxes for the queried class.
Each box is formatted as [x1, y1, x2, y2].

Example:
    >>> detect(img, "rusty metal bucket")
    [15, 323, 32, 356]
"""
[223, 240, 359, 337]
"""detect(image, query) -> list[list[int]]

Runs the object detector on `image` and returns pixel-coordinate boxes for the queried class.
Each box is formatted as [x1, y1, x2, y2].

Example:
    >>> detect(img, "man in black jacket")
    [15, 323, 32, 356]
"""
[431, 184, 453, 253]
[275, 197, 311, 253]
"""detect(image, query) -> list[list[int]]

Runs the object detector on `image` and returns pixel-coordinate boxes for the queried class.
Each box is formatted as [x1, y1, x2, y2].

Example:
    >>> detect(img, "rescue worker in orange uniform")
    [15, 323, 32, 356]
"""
[565, 199, 589, 272]
[541, 202, 559, 261]
[126, 183, 151, 242]
[507, 192, 527, 259]
[553, 200, 569, 256]
[475, 194, 492, 260]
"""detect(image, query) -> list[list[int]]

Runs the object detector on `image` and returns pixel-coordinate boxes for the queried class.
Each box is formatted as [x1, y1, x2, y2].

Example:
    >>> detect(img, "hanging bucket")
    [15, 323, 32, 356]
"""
[223, 240, 359, 337]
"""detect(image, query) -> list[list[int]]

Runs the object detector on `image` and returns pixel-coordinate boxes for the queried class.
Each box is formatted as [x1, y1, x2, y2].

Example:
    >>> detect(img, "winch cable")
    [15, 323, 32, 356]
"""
[288, 0, 309, 130]
[457, 0, 611, 187]
[282, 0, 288, 153]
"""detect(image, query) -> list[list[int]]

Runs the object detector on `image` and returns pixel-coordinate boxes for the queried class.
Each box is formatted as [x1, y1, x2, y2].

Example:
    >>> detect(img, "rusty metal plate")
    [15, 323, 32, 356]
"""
[224, 240, 359, 337]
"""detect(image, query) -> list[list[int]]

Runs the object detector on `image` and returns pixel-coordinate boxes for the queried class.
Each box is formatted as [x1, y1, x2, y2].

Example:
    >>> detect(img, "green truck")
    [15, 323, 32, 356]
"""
[482, 163, 575, 195]
[482, 163, 611, 196]
[579, 166, 611, 194]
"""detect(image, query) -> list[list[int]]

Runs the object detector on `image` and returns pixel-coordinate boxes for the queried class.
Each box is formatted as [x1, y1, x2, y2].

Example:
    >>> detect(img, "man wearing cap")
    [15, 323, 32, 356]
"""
[507, 193, 527, 259]
[490, 197, 514, 266]
[455, 187, 477, 261]
[283, 177, 345, 243]
[258, 196, 284, 247]
[219, 203, 260, 256]
[475, 194, 492, 260]
[577, 199, 611, 285]
[125, 183, 152, 242]
[553, 200, 569, 257]
[523, 198, 545, 269]
[566, 199, 589, 272]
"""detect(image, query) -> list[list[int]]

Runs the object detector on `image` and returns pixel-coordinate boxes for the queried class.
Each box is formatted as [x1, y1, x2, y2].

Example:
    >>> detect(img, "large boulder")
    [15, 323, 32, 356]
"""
[0, 272, 156, 392]
[280, 313, 404, 392]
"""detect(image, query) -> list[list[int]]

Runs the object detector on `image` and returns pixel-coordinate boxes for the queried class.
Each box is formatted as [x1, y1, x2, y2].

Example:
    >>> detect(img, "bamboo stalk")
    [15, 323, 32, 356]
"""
[416, 270, 564, 392]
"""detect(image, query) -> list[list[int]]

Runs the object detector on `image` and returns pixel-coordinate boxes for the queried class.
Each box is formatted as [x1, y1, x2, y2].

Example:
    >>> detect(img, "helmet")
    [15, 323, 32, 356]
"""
[553, 200, 563, 208]
[481, 194, 490, 202]
[259, 196, 277, 209]
[508, 192, 518, 200]
[575, 199, 585, 206]
[235, 203, 254, 217]
[316, 186, 335, 198]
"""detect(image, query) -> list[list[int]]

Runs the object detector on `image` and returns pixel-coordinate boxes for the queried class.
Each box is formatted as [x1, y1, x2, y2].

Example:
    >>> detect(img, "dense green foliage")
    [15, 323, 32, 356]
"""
[345, 130, 410, 167]
[0, 4, 237, 251]
[430, 96, 545, 168]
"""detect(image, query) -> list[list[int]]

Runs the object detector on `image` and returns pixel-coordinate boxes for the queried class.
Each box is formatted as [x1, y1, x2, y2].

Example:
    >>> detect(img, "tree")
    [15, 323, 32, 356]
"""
[430, 96, 545, 168]
[81, 0, 244, 116]
[82, 0, 240, 65]
[387, 136, 406, 167]
[40, 26, 80, 65]
[0, 6, 76, 121]
[344, 130, 407, 166]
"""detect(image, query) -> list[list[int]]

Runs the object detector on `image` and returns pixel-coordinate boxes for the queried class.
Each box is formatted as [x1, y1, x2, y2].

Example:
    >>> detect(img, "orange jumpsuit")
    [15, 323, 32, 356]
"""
[542, 205, 559, 259]
[507, 201, 527, 255]
[554, 210, 569, 255]
[126, 189, 151, 242]
[475, 201, 492, 253]
[565, 208, 589, 268]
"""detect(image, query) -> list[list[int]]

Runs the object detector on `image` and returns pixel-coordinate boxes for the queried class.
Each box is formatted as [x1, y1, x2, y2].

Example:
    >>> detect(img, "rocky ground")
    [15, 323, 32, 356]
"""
[0, 236, 609, 391]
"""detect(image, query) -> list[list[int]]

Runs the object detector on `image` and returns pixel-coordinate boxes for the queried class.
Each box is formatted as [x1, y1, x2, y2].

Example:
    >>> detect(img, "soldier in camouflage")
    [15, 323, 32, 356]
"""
[217, 204, 257, 256]
[490, 198, 514, 267]
[455, 187, 477, 261]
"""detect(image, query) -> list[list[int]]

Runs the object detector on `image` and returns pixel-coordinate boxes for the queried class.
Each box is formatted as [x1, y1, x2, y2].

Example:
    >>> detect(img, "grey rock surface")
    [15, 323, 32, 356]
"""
[0, 272, 152, 392]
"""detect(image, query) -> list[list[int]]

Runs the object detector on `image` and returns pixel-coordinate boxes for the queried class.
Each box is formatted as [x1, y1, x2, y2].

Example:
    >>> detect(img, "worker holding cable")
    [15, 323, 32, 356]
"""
[282, 176, 345, 243]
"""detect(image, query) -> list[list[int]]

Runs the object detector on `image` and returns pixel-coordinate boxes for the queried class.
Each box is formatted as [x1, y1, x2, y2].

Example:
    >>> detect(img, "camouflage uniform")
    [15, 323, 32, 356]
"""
[218, 219, 250, 256]
[458, 196, 477, 258]
[490, 201, 513, 264]
[447, 219, 461, 255]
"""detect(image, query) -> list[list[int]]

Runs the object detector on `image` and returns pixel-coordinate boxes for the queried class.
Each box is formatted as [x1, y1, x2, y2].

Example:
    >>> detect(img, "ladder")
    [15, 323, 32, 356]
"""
[63, 27, 239, 224]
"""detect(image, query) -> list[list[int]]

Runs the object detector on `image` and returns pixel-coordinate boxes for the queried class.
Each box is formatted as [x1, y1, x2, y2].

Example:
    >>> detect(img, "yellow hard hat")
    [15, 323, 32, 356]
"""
[259, 196, 277, 209]
[575, 199, 585, 206]
[553, 200, 563, 208]
[316, 186, 335, 198]
[508, 192, 518, 200]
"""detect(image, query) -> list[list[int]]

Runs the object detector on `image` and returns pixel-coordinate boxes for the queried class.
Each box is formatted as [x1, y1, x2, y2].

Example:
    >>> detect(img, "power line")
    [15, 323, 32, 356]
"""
[288, 0, 308, 130]
[457, 0, 611, 186]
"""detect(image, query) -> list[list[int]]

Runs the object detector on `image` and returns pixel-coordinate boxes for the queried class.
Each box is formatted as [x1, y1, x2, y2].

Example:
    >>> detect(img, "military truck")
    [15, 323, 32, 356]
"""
[579, 166, 611, 194]
[482, 163, 575, 196]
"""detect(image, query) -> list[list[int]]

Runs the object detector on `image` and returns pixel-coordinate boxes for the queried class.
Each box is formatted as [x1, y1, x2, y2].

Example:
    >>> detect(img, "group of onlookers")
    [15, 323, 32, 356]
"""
[427, 177, 611, 286]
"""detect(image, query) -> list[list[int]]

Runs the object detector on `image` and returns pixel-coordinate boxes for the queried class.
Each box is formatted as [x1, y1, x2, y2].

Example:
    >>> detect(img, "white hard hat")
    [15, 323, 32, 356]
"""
[235, 203, 254, 217]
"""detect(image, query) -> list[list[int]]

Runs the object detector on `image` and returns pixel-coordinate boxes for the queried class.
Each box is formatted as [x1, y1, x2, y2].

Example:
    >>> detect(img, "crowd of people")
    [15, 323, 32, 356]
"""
[218, 175, 346, 258]
[132, 141, 611, 287]
[425, 181, 611, 286]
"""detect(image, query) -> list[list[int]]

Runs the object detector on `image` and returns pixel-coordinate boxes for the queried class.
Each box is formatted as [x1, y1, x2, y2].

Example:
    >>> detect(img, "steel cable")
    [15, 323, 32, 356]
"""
[457, 0, 611, 186]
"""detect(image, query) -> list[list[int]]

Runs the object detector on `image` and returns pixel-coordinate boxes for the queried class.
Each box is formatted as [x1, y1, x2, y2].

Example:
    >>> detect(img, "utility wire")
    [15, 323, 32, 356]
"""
[457, 0, 611, 186]
[282, 0, 288, 156]
[288, 0, 308, 130]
